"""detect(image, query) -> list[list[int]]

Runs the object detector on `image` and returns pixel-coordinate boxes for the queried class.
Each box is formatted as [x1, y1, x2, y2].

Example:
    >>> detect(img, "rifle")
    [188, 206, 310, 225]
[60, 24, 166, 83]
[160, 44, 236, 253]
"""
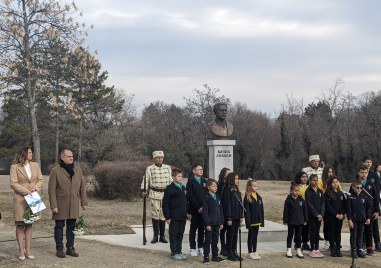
[142, 175, 147, 245]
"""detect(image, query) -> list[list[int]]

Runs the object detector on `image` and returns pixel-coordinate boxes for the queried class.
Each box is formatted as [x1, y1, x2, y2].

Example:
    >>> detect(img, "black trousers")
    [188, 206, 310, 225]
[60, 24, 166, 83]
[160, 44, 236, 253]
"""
[373, 217, 380, 244]
[169, 220, 186, 255]
[247, 226, 259, 253]
[301, 223, 309, 244]
[326, 219, 343, 248]
[287, 224, 303, 248]
[203, 225, 220, 258]
[323, 219, 330, 240]
[226, 219, 240, 255]
[364, 218, 374, 248]
[189, 212, 204, 249]
[350, 221, 365, 251]
[220, 221, 228, 249]
[309, 217, 321, 250]
[54, 219, 76, 250]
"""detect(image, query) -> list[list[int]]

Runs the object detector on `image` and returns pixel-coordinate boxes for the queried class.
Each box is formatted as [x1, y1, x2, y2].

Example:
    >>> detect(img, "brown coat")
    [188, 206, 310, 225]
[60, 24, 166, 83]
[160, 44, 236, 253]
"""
[48, 164, 88, 220]
[10, 162, 44, 222]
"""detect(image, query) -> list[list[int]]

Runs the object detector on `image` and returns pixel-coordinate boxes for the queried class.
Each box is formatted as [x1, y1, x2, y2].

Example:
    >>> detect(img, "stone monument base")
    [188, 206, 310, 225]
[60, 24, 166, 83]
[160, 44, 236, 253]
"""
[207, 140, 236, 179]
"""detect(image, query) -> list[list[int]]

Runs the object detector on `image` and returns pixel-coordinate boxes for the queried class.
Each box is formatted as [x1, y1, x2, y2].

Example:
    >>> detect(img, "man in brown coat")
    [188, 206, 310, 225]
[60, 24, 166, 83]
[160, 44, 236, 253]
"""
[48, 149, 88, 258]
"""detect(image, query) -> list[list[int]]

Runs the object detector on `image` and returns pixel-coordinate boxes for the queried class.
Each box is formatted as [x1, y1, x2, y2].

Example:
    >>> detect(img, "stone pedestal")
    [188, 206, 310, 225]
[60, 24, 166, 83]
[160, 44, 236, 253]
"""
[207, 140, 236, 179]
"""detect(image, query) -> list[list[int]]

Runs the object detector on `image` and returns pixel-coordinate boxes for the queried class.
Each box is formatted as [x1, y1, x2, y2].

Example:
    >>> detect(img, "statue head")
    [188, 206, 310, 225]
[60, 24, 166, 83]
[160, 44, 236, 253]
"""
[213, 102, 228, 121]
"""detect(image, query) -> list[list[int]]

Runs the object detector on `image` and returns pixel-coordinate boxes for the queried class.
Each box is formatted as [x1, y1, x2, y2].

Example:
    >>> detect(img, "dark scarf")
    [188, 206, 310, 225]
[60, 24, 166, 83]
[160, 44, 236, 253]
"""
[60, 159, 75, 179]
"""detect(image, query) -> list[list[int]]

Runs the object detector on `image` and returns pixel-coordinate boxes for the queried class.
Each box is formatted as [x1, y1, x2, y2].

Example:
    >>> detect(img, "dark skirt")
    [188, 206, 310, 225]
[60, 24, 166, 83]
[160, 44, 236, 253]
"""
[15, 221, 32, 226]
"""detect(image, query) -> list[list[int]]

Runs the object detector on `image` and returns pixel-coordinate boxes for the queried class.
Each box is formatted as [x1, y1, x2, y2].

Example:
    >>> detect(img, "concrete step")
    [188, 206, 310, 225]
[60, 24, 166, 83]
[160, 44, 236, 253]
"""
[164, 220, 287, 242]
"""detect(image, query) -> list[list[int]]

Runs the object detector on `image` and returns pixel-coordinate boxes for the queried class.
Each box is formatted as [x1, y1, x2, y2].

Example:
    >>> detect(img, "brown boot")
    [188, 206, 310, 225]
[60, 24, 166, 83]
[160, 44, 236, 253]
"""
[56, 247, 66, 258]
[66, 246, 79, 257]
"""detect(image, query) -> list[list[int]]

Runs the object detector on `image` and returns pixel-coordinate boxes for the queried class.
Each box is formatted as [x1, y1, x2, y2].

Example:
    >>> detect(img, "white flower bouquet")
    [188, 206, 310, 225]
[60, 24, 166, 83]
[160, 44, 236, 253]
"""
[23, 207, 40, 224]
[73, 214, 85, 235]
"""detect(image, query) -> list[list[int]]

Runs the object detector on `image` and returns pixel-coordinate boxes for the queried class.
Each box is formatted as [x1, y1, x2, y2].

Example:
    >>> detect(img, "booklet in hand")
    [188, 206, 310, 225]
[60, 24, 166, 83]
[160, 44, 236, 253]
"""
[24, 191, 46, 214]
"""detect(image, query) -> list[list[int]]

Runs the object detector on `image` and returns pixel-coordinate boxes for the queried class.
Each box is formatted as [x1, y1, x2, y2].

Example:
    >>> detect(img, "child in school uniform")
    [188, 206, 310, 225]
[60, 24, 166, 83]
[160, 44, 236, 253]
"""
[283, 182, 308, 259]
[216, 167, 231, 256]
[202, 179, 225, 264]
[293, 171, 310, 251]
[222, 172, 244, 261]
[305, 174, 325, 258]
[347, 180, 371, 258]
[162, 168, 191, 260]
[350, 164, 380, 256]
[244, 179, 264, 260]
[324, 175, 346, 257]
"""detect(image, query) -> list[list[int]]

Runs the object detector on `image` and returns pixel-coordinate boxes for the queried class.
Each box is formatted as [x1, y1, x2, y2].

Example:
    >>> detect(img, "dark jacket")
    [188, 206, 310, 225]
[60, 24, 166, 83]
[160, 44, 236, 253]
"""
[346, 191, 371, 222]
[244, 193, 265, 229]
[324, 190, 346, 220]
[186, 175, 208, 214]
[202, 193, 224, 226]
[305, 185, 325, 218]
[368, 171, 380, 195]
[283, 195, 308, 225]
[350, 179, 380, 213]
[222, 187, 243, 220]
[163, 182, 188, 220]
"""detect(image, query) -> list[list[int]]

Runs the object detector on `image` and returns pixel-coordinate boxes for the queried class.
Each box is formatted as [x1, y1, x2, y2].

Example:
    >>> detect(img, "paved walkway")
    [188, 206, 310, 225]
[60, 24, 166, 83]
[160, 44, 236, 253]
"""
[78, 223, 352, 255]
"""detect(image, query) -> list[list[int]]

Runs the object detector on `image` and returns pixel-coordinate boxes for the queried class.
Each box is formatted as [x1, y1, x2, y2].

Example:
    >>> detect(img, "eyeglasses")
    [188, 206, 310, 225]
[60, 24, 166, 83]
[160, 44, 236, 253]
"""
[355, 187, 362, 189]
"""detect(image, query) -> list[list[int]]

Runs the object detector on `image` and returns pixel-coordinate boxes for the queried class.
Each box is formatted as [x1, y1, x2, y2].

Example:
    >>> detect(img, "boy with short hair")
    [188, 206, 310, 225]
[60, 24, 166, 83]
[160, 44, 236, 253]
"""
[202, 179, 225, 264]
[353, 165, 380, 255]
[347, 180, 371, 258]
[362, 155, 381, 251]
[163, 168, 191, 260]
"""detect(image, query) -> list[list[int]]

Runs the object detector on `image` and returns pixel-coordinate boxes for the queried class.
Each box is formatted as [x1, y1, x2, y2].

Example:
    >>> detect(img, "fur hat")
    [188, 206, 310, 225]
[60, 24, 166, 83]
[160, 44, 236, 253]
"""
[309, 155, 320, 162]
[152, 151, 164, 158]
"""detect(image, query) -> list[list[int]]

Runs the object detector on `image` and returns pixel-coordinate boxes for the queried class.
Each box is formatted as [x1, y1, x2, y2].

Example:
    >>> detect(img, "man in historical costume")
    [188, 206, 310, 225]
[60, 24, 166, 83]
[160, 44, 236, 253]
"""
[48, 149, 88, 258]
[141, 151, 172, 243]
[302, 154, 323, 180]
[208, 102, 233, 140]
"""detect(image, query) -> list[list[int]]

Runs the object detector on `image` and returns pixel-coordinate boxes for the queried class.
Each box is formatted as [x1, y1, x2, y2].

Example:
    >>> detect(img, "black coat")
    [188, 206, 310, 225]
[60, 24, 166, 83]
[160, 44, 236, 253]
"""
[222, 188, 243, 220]
[349, 179, 380, 213]
[202, 193, 224, 226]
[162, 182, 187, 220]
[324, 191, 346, 220]
[283, 195, 308, 225]
[346, 191, 371, 222]
[244, 193, 264, 229]
[305, 185, 325, 218]
[186, 176, 208, 214]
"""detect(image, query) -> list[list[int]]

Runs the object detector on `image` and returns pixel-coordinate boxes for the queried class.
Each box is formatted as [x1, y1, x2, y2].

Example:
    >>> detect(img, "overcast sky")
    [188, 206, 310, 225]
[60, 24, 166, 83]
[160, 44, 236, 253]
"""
[76, 0, 381, 116]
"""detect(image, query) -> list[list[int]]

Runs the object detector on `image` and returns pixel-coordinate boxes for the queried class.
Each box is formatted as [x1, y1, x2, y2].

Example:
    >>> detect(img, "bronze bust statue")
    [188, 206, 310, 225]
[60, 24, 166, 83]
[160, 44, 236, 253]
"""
[208, 102, 233, 140]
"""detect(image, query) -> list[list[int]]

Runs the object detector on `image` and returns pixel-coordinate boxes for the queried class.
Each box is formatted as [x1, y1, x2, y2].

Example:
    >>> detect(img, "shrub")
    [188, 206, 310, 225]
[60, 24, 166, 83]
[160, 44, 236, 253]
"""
[92, 160, 151, 201]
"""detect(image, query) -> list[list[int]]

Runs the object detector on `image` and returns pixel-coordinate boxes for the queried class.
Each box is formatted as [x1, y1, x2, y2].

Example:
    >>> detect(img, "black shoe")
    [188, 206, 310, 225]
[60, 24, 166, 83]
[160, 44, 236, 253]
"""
[375, 242, 381, 252]
[351, 251, 358, 259]
[233, 253, 243, 261]
[203, 257, 210, 265]
[159, 235, 168, 243]
[336, 249, 342, 257]
[330, 249, 337, 257]
[357, 250, 367, 258]
[302, 243, 311, 251]
[220, 247, 228, 256]
[227, 255, 238, 261]
[211, 256, 225, 262]
[151, 236, 158, 244]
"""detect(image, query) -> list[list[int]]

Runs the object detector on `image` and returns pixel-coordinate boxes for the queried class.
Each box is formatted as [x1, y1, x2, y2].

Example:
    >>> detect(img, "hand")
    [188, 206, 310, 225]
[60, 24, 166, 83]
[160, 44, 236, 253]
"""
[220, 225, 224, 230]
[365, 219, 370, 225]
[198, 208, 202, 213]
[166, 219, 171, 225]
[206, 225, 211, 231]
[31, 189, 37, 193]
[317, 215, 323, 221]
[52, 208, 58, 214]
[304, 222, 307, 226]
[227, 220, 232, 226]
[187, 214, 192, 221]
[27, 191, 32, 195]
[348, 220, 353, 229]
[82, 206, 87, 210]
[373, 212, 379, 220]
[141, 191, 147, 198]
[240, 218, 243, 224]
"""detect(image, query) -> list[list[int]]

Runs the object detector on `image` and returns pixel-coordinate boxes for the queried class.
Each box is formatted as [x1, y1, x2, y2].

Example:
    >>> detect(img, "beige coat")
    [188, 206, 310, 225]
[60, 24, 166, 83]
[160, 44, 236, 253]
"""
[48, 164, 88, 220]
[10, 162, 44, 222]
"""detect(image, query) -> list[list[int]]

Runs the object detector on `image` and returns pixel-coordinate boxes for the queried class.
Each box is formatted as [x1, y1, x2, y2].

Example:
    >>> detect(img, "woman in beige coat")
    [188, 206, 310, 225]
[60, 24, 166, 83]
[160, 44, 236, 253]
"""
[10, 147, 43, 260]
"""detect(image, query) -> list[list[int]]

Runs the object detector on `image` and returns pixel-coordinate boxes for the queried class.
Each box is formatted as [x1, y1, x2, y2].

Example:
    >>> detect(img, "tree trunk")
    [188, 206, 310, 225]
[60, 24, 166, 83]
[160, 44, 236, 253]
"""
[55, 109, 60, 163]
[22, 0, 41, 167]
[78, 119, 83, 161]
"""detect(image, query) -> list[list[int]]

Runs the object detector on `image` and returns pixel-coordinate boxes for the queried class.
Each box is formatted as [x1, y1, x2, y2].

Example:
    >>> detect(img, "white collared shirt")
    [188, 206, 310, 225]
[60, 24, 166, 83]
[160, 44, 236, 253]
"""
[24, 163, 32, 180]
